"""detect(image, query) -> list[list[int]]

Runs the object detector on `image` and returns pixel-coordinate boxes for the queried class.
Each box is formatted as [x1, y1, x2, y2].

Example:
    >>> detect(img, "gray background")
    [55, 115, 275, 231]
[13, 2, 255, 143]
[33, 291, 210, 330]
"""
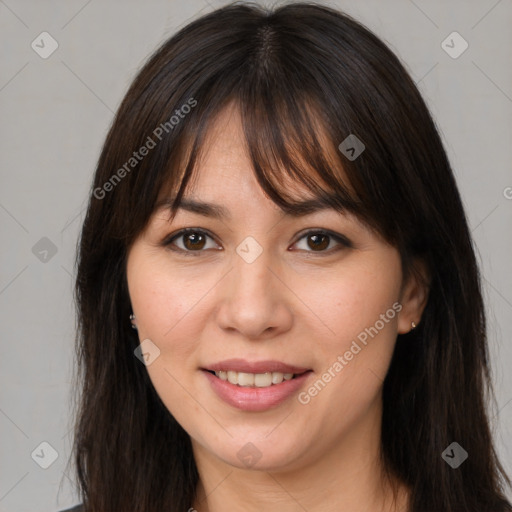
[0, 0, 511, 510]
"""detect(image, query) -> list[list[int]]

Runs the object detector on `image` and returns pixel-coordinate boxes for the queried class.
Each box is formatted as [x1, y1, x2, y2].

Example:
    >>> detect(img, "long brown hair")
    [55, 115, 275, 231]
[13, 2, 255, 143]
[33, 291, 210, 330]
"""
[68, 2, 512, 510]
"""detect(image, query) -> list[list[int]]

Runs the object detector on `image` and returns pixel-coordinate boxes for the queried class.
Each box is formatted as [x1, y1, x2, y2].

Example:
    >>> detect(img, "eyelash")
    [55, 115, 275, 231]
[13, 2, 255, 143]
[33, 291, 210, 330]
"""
[162, 227, 352, 257]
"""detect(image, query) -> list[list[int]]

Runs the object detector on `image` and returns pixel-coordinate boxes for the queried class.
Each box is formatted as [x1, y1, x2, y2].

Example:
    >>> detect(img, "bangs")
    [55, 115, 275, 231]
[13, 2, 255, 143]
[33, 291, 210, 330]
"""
[119, 5, 416, 250]
[156, 87, 374, 232]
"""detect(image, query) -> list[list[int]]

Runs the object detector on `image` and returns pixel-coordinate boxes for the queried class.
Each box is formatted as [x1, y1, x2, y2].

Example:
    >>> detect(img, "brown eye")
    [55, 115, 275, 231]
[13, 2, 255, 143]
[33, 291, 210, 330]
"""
[292, 230, 352, 254]
[183, 232, 206, 250]
[164, 229, 220, 254]
[307, 233, 330, 251]
[164, 228, 351, 256]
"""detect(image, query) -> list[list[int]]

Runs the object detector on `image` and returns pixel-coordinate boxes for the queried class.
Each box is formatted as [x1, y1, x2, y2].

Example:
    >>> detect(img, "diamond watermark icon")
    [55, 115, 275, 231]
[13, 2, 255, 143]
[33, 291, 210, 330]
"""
[32, 237, 58, 263]
[31, 441, 59, 469]
[441, 31, 468, 59]
[237, 442, 262, 468]
[31, 32, 59, 59]
[134, 339, 161, 366]
[338, 134, 365, 161]
[441, 441, 468, 468]
[236, 236, 263, 264]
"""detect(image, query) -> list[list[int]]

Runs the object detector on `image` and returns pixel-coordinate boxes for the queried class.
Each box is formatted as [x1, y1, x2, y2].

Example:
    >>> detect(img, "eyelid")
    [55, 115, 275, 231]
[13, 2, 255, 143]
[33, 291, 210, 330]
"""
[162, 227, 352, 255]
[291, 228, 353, 251]
[162, 227, 221, 255]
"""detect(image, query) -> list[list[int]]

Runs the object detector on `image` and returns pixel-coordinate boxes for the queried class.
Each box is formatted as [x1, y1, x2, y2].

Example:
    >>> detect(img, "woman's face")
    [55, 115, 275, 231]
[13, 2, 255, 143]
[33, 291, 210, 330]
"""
[126, 104, 425, 473]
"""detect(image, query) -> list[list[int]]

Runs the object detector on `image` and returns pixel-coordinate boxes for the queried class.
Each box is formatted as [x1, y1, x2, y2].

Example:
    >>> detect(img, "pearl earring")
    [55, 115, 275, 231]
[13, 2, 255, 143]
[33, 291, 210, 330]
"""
[130, 313, 137, 330]
[411, 321, 417, 330]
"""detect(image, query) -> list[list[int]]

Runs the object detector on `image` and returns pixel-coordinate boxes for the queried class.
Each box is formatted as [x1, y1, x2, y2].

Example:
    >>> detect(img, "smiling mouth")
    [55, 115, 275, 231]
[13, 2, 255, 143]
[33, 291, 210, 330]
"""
[205, 369, 311, 388]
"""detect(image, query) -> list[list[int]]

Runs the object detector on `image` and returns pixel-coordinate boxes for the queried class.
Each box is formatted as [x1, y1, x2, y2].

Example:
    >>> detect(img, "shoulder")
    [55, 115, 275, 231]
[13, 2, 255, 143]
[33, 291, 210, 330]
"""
[59, 505, 83, 512]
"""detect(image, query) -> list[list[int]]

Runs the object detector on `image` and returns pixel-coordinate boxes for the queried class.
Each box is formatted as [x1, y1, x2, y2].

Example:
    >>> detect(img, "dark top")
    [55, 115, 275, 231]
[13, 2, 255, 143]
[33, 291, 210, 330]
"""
[59, 506, 83, 512]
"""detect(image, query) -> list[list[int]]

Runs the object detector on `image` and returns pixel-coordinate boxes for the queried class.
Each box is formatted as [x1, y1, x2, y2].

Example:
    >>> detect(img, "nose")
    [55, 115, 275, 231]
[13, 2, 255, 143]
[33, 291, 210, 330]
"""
[215, 248, 294, 340]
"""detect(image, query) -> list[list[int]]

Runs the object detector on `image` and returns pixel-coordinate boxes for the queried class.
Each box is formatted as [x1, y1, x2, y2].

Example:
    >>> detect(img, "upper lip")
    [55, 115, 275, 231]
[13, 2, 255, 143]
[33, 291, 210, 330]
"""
[203, 358, 311, 374]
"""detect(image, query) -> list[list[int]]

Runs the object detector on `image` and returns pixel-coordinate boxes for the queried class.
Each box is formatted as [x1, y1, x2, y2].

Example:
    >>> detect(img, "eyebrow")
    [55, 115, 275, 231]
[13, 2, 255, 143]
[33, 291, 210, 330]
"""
[156, 196, 342, 220]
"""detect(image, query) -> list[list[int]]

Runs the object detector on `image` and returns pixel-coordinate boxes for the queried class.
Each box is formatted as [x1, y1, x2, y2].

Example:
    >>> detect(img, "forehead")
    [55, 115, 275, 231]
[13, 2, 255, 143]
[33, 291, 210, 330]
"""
[187, 103, 263, 192]
[160, 100, 350, 202]
[151, 94, 375, 238]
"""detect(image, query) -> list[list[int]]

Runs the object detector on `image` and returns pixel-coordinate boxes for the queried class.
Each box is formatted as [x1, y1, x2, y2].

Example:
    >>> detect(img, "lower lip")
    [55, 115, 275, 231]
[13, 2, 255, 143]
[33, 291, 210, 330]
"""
[203, 370, 312, 412]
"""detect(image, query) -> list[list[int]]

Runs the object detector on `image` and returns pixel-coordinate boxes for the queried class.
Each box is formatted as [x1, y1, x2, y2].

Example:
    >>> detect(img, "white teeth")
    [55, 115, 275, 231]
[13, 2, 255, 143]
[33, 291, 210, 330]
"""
[272, 372, 284, 384]
[237, 372, 254, 387]
[214, 370, 298, 387]
[254, 373, 272, 387]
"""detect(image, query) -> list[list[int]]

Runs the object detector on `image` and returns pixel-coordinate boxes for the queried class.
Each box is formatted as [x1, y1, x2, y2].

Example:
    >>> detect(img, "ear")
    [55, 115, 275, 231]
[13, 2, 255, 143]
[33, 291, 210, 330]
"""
[397, 258, 430, 334]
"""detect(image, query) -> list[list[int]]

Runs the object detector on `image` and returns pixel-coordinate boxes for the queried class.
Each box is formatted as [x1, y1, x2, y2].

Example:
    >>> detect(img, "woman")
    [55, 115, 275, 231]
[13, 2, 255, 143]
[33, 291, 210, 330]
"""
[62, 2, 512, 511]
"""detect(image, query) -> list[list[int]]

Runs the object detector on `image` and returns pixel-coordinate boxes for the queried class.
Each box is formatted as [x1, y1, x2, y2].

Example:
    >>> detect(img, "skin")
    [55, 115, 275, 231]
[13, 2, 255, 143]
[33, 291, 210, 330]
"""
[126, 103, 429, 512]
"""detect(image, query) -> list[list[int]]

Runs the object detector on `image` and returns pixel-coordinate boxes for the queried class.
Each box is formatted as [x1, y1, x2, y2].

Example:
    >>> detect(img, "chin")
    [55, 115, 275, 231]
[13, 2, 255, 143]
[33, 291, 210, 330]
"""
[205, 434, 307, 473]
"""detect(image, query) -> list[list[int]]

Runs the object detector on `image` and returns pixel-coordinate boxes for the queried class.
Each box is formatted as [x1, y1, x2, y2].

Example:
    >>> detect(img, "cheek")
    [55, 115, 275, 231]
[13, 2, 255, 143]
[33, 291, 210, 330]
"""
[301, 257, 401, 349]
[333, 267, 402, 377]
[127, 251, 230, 370]
[295, 256, 403, 412]
[126, 254, 213, 422]
[127, 245, 183, 321]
